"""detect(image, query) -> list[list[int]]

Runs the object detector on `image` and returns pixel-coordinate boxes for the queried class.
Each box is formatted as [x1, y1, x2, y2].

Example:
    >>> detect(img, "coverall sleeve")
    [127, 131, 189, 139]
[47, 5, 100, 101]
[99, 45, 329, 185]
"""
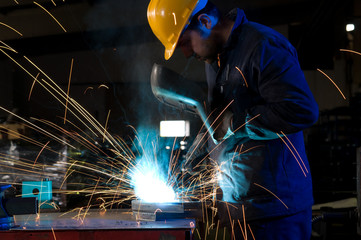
[243, 38, 319, 140]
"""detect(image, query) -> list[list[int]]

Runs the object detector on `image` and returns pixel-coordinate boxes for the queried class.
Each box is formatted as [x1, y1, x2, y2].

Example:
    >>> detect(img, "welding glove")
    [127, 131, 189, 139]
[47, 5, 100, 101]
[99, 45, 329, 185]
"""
[184, 132, 209, 172]
[212, 110, 234, 142]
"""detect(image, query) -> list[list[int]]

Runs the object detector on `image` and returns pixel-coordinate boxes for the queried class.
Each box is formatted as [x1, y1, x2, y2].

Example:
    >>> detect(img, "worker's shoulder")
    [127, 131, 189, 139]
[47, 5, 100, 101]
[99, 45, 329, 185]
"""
[243, 22, 288, 42]
[240, 21, 295, 52]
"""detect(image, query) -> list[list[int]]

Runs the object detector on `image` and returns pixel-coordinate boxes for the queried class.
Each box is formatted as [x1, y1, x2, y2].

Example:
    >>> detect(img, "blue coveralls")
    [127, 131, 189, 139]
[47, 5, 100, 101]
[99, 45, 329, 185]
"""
[205, 9, 319, 239]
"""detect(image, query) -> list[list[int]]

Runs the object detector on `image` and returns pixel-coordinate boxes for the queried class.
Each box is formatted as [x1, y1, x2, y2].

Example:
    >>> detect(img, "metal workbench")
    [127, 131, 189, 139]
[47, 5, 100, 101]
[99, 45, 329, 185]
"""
[1, 209, 195, 240]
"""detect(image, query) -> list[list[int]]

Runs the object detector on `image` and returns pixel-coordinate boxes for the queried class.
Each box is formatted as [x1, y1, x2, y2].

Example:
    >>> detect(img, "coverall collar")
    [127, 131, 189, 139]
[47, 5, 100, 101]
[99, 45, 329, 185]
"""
[224, 8, 249, 50]
[214, 8, 248, 70]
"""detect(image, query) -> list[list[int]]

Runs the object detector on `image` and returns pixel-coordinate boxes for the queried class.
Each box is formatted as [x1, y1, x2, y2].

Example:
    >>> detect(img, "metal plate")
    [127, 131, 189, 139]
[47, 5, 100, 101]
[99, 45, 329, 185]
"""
[11, 209, 195, 231]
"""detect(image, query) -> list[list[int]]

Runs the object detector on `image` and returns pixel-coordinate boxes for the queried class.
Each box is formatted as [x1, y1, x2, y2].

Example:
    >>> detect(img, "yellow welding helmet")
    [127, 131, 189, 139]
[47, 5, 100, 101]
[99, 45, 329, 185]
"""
[147, 0, 208, 60]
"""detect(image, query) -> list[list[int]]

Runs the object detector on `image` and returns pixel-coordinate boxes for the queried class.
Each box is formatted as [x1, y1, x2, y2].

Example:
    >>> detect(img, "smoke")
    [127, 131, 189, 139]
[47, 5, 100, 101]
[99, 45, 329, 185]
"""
[83, 1, 188, 201]
[129, 125, 179, 203]
[83, 0, 168, 128]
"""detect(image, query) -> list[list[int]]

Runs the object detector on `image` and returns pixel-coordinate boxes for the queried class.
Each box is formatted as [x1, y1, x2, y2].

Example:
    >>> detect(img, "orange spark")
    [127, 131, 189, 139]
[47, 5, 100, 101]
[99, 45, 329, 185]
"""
[214, 220, 220, 240]
[277, 133, 307, 177]
[211, 100, 234, 131]
[28, 73, 40, 101]
[242, 205, 247, 239]
[103, 109, 111, 142]
[185, 139, 209, 170]
[83, 86, 94, 95]
[238, 219, 247, 240]
[51, 227, 57, 240]
[0, 41, 17, 53]
[248, 224, 255, 240]
[317, 68, 346, 100]
[233, 114, 261, 135]
[154, 208, 162, 214]
[97, 84, 109, 89]
[59, 168, 75, 190]
[0, 22, 23, 36]
[340, 49, 361, 56]
[0, 105, 75, 149]
[227, 220, 233, 240]
[235, 205, 248, 240]
[64, 58, 74, 124]
[83, 177, 100, 222]
[235, 66, 248, 88]
[51, 0, 56, 6]
[237, 144, 264, 156]
[253, 182, 288, 209]
[280, 131, 308, 173]
[33, 141, 50, 167]
[225, 203, 236, 239]
[33, 1, 67, 32]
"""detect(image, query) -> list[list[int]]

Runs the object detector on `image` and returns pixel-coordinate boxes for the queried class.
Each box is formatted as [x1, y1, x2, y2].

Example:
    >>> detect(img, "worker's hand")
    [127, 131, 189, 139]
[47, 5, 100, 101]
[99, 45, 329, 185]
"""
[212, 110, 234, 142]
[184, 132, 208, 171]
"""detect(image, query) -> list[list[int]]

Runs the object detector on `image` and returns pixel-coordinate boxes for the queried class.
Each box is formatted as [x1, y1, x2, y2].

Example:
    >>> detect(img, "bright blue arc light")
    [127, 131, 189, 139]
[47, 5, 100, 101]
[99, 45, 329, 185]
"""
[131, 159, 178, 203]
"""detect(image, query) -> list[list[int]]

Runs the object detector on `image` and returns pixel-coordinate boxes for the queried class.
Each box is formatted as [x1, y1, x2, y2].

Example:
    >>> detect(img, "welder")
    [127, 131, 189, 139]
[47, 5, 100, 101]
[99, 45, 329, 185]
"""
[147, 0, 319, 239]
